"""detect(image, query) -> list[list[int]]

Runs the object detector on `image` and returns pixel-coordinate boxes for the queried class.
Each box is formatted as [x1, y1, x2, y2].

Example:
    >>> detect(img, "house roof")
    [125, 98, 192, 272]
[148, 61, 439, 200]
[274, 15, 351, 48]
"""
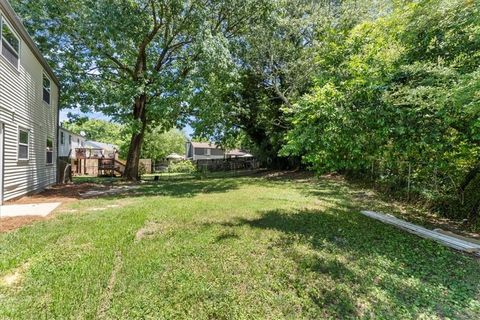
[0, 0, 60, 87]
[226, 149, 252, 157]
[85, 140, 118, 151]
[59, 127, 85, 139]
[190, 142, 221, 149]
[189, 142, 253, 156]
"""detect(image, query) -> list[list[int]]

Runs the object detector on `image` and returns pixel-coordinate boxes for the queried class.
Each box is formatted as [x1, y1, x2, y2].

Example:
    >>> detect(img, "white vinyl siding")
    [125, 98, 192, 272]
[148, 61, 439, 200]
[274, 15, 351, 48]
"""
[0, 7, 58, 201]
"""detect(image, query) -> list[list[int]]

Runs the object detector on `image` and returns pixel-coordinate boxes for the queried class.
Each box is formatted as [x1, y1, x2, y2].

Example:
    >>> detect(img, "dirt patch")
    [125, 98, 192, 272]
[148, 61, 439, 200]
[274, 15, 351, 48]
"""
[7, 183, 108, 205]
[97, 251, 122, 319]
[0, 183, 109, 233]
[0, 216, 48, 233]
[260, 170, 315, 181]
[135, 221, 164, 241]
[79, 185, 141, 199]
[1, 262, 30, 288]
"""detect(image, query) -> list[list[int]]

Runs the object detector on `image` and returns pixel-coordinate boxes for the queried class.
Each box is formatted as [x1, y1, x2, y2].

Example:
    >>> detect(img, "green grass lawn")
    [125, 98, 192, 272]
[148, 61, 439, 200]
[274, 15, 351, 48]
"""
[1, 174, 479, 319]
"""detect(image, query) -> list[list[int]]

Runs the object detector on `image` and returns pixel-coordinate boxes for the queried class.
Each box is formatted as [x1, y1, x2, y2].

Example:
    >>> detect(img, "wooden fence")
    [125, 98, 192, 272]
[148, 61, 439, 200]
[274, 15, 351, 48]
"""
[194, 157, 259, 172]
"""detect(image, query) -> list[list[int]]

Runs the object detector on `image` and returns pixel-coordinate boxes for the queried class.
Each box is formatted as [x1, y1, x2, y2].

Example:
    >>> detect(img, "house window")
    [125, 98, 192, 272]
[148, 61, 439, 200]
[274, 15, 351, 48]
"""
[194, 148, 205, 155]
[69, 135, 72, 144]
[211, 148, 224, 156]
[46, 137, 53, 164]
[18, 129, 29, 160]
[1, 18, 20, 68]
[60, 131, 64, 145]
[43, 74, 51, 104]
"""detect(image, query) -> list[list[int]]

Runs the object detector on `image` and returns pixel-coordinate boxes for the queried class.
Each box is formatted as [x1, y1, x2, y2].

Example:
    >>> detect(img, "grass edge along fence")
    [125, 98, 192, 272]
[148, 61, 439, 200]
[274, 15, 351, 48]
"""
[364, 158, 479, 226]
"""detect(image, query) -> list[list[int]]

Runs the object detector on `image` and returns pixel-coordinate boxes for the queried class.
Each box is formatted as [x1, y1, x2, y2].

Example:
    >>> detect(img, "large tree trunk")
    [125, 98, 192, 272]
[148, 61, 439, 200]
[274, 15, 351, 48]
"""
[123, 94, 148, 180]
[459, 162, 480, 194]
[469, 198, 480, 226]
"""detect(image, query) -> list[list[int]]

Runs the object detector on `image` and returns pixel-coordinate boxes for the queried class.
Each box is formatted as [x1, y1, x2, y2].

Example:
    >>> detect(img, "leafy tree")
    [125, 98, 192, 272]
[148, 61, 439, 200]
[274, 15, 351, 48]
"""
[62, 118, 128, 151]
[283, 0, 480, 223]
[11, 0, 270, 179]
[191, 0, 393, 167]
[141, 128, 187, 160]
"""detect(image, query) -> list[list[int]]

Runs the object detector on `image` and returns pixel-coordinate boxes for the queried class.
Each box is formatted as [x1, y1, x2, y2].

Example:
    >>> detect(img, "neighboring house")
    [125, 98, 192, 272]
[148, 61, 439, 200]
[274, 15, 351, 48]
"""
[58, 127, 86, 158]
[84, 140, 118, 158]
[186, 142, 225, 160]
[0, 0, 59, 203]
[185, 141, 252, 161]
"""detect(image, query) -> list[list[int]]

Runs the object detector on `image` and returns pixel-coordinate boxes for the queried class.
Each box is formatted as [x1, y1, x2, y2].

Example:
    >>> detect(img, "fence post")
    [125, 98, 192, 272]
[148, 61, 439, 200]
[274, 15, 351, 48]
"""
[407, 162, 411, 201]
[371, 160, 374, 180]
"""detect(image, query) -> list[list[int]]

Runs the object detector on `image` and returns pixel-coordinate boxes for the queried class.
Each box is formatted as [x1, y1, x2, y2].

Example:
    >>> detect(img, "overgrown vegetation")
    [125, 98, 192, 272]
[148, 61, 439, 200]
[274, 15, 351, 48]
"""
[1, 175, 479, 318]
[281, 0, 480, 224]
[191, 0, 480, 224]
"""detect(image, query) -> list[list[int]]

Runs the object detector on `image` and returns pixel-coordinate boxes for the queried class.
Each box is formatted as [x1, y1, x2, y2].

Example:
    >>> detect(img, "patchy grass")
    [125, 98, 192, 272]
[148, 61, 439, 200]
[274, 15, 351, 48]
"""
[0, 174, 479, 319]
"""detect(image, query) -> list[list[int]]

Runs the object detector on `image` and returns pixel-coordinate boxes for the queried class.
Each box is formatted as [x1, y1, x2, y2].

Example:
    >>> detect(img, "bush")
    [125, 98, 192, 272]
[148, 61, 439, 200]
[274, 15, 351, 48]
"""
[168, 160, 196, 173]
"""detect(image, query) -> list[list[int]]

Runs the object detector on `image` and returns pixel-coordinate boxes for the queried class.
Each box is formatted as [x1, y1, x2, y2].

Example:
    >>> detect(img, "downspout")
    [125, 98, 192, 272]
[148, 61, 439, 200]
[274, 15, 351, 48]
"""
[56, 86, 61, 183]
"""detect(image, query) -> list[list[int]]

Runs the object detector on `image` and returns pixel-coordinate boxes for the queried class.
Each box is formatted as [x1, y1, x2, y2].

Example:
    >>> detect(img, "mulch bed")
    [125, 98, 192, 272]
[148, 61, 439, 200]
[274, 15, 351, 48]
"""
[0, 216, 47, 233]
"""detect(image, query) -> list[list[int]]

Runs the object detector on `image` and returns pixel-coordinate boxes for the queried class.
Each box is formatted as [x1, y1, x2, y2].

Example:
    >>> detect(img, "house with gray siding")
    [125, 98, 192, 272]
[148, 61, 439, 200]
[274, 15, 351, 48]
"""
[185, 141, 253, 161]
[0, 0, 59, 203]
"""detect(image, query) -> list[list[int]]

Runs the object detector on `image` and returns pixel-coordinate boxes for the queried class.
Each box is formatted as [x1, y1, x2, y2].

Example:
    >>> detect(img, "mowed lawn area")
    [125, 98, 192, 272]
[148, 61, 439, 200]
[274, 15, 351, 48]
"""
[1, 173, 479, 319]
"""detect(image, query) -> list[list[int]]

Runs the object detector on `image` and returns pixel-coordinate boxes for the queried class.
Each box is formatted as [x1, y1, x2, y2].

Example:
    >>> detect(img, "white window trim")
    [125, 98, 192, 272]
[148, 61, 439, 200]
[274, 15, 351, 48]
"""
[0, 15, 20, 69]
[17, 126, 30, 161]
[46, 136, 54, 165]
[42, 73, 51, 105]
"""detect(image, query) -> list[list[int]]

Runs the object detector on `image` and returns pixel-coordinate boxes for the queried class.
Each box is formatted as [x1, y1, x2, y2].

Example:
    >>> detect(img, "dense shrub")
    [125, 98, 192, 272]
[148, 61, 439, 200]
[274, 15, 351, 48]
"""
[282, 0, 480, 224]
[168, 160, 197, 173]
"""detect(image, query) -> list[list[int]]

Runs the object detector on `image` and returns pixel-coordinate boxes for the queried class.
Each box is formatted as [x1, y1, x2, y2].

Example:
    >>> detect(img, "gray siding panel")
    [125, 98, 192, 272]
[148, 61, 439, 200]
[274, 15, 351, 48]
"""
[0, 8, 58, 201]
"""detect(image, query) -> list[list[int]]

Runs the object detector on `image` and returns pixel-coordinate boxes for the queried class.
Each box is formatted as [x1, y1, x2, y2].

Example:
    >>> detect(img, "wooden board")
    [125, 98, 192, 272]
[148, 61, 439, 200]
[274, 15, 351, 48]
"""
[433, 229, 480, 246]
[361, 211, 480, 256]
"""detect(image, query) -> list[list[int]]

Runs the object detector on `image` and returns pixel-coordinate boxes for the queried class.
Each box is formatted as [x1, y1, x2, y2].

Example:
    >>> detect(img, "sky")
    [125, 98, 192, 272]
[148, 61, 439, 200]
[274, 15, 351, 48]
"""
[59, 109, 195, 138]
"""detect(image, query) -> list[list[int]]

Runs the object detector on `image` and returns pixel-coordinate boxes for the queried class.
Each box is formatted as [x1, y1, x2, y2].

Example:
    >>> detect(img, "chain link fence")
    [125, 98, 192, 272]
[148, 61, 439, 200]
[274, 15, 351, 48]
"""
[366, 158, 479, 221]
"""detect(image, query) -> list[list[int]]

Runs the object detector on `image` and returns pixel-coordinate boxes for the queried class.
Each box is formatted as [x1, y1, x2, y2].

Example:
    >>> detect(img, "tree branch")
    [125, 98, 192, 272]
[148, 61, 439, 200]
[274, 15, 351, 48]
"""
[104, 53, 134, 77]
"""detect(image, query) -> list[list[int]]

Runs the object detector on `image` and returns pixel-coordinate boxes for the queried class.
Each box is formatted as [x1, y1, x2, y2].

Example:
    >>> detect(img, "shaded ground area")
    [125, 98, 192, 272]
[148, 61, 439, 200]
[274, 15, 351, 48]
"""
[2, 171, 479, 240]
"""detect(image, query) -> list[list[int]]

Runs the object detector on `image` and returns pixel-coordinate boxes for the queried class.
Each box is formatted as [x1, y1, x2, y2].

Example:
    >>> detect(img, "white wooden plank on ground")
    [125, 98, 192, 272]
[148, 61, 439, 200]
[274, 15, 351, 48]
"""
[361, 210, 480, 257]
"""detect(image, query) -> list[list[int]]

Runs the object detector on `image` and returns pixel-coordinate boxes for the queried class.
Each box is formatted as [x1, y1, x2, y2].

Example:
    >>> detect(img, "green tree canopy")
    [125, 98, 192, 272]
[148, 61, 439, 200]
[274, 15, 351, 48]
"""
[141, 128, 187, 160]
[11, 0, 270, 179]
[282, 0, 480, 222]
[62, 119, 126, 148]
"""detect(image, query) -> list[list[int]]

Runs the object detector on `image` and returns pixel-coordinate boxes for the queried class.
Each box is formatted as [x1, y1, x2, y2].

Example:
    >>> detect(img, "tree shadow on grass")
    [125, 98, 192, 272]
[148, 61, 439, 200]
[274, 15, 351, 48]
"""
[222, 208, 480, 318]
[82, 178, 241, 200]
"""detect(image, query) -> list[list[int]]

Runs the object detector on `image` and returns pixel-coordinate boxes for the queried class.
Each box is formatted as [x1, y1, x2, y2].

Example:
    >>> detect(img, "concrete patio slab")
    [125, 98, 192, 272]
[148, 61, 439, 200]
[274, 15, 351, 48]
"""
[0, 202, 61, 218]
